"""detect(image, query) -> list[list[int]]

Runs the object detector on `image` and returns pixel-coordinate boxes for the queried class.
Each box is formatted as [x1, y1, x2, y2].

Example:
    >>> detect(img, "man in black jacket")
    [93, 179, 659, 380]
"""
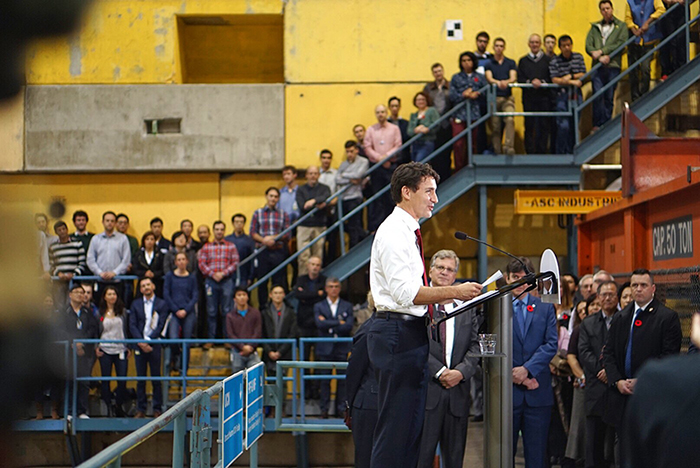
[579, 281, 617, 468]
[261, 285, 299, 375]
[59, 284, 99, 418]
[602, 269, 682, 448]
[518, 34, 552, 154]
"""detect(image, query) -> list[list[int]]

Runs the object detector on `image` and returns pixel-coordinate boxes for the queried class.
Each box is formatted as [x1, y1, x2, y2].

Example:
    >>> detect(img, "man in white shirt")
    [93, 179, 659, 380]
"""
[367, 162, 482, 467]
[417, 250, 480, 468]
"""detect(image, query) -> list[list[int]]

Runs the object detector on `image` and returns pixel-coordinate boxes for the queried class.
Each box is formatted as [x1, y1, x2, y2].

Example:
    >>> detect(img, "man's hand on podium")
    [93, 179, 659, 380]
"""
[454, 282, 483, 301]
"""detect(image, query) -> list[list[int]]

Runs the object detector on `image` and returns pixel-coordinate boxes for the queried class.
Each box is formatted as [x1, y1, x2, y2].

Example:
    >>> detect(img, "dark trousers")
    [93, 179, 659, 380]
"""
[628, 43, 654, 102]
[585, 415, 615, 468]
[352, 406, 379, 468]
[367, 165, 394, 232]
[317, 351, 347, 414]
[417, 390, 469, 468]
[555, 90, 581, 154]
[69, 355, 93, 415]
[135, 344, 163, 413]
[324, 210, 340, 266]
[256, 247, 289, 307]
[431, 124, 453, 182]
[592, 67, 621, 128]
[660, 1, 687, 76]
[368, 317, 429, 468]
[523, 97, 552, 154]
[341, 197, 367, 248]
[450, 119, 478, 171]
[205, 276, 233, 338]
[513, 404, 551, 468]
[98, 352, 128, 407]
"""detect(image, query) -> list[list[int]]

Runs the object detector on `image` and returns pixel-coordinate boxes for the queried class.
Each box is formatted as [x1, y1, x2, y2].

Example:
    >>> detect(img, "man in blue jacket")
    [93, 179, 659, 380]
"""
[129, 277, 169, 418]
[506, 258, 558, 468]
[314, 277, 354, 418]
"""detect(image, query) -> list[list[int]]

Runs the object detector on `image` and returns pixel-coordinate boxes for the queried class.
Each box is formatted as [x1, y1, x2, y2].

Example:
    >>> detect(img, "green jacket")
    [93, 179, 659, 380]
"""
[585, 16, 628, 69]
[407, 107, 440, 141]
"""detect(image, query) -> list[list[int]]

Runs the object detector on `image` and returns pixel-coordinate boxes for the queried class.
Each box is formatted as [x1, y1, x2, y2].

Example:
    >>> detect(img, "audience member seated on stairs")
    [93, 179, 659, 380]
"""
[96, 286, 130, 417]
[164, 252, 198, 373]
[226, 287, 262, 374]
[129, 278, 169, 418]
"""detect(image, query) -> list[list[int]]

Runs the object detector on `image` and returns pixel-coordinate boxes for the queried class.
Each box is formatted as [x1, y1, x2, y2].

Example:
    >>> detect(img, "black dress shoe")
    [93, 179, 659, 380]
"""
[472, 414, 484, 422]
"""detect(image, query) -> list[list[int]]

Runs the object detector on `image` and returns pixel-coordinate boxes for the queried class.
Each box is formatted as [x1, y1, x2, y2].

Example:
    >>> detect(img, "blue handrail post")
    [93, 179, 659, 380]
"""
[250, 441, 259, 468]
[190, 390, 212, 468]
[173, 412, 187, 467]
[337, 198, 346, 257]
[181, 342, 188, 401]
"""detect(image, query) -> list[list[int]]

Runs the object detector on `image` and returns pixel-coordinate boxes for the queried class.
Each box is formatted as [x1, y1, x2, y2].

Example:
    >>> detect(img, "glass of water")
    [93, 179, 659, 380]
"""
[478, 334, 497, 355]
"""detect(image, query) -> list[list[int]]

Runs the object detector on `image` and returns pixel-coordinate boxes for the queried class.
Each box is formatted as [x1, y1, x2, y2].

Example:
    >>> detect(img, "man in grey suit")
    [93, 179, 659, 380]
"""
[417, 250, 480, 468]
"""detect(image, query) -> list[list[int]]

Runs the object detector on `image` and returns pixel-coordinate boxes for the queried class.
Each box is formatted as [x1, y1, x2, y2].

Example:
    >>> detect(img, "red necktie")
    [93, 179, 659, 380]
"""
[415, 228, 434, 320]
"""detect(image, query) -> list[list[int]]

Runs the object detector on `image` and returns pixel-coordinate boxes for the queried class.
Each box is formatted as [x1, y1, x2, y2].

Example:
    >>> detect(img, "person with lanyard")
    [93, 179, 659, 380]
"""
[367, 162, 482, 467]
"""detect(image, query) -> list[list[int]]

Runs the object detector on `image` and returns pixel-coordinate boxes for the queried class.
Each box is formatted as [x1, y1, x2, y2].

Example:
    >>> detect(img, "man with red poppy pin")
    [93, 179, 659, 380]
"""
[505, 257, 558, 468]
[602, 269, 681, 443]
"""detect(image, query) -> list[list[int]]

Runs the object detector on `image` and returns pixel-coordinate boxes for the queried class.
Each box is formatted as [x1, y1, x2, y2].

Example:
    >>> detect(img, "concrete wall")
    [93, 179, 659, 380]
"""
[25, 84, 284, 171]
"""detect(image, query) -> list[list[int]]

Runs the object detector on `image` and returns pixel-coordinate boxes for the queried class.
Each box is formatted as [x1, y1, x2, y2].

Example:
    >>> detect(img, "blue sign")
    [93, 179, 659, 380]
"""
[245, 362, 265, 449]
[222, 371, 244, 468]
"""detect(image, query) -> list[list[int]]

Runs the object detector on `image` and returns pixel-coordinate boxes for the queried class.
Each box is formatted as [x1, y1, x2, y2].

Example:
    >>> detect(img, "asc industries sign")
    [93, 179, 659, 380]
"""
[652, 215, 693, 261]
[222, 371, 244, 468]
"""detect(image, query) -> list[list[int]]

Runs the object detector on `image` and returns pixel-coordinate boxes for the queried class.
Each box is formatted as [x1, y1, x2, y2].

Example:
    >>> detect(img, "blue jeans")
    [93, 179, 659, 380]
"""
[411, 139, 435, 162]
[205, 277, 233, 338]
[555, 90, 582, 154]
[592, 66, 620, 128]
[231, 350, 261, 374]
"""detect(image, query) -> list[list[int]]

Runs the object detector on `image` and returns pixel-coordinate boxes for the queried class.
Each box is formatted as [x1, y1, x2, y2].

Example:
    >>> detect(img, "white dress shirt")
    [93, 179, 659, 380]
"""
[370, 207, 427, 317]
[143, 296, 155, 340]
[327, 297, 340, 335]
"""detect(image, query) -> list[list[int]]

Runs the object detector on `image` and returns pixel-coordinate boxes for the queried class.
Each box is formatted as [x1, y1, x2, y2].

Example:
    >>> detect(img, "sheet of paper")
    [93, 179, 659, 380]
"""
[446, 289, 499, 315]
[482, 270, 503, 288]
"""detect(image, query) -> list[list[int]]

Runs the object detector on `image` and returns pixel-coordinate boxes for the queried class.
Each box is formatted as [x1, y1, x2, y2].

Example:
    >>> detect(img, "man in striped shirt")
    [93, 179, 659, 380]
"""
[250, 187, 291, 307]
[197, 220, 240, 341]
[50, 221, 86, 308]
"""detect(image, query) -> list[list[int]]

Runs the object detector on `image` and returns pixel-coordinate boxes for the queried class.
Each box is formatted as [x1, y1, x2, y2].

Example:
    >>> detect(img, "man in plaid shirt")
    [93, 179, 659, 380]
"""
[198, 220, 239, 341]
[250, 187, 291, 307]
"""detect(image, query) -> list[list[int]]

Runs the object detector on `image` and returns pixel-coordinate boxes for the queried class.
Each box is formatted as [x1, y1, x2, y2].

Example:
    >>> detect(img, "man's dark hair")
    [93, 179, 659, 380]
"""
[476, 31, 490, 41]
[431, 62, 443, 70]
[180, 219, 193, 228]
[563, 272, 579, 285]
[388, 96, 401, 106]
[631, 268, 654, 284]
[282, 165, 297, 174]
[116, 213, 129, 222]
[141, 230, 155, 246]
[53, 221, 67, 232]
[69, 283, 85, 293]
[544, 33, 556, 42]
[72, 210, 89, 222]
[212, 220, 226, 230]
[265, 186, 280, 196]
[150, 217, 163, 226]
[558, 34, 573, 47]
[494, 37, 506, 46]
[102, 211, 117, 221]
[344, 140, 358, 149]
[137, 276, 154, 288]
[458, 51, 479, 73]
[234, 286, 249, 296]
[390, 162, 439, 204]
[270, 284, 287, 294]
[597, 280, 618, 295]
[171, 230, 186, 243]
[506, 257, 535, 276]
[231, 213, 246, 224]
[618, 281, 631, 301]
[320, 149, 332, 157]
[599, 0, 613, 7]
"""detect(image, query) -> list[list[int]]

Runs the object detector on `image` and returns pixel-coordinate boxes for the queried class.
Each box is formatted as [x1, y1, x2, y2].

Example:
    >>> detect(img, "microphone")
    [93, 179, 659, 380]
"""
[454, 231, 531, 275]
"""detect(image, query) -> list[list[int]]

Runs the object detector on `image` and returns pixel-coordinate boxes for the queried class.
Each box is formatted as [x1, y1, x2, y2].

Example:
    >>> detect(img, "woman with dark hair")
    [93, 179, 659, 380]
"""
[164, 251, 198, 372]
[95, 285, 129, 417]
[564, 299, 592, 465]
[407, 91, 440, 162]
[133, 230, 165, 296]
[163, 230, 198, 274]
[449, 51, 486, 170]
[618, 281, 632, 310]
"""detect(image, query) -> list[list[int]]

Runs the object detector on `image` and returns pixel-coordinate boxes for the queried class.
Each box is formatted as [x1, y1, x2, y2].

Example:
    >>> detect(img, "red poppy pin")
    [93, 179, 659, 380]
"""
[563, 314, 569, 321]
[634, 319, 642, 327]
[526, 305, 535, 312]
[474, 77, 479, 83]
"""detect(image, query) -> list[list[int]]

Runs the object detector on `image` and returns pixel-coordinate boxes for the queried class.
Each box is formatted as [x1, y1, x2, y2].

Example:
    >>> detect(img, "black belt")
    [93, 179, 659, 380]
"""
[375, 310, 426, 322]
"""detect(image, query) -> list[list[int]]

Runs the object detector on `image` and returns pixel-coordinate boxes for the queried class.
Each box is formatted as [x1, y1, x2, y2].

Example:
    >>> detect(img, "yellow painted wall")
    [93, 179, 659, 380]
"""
[220, 173, 282, 225]
[0, 90, 24, 172]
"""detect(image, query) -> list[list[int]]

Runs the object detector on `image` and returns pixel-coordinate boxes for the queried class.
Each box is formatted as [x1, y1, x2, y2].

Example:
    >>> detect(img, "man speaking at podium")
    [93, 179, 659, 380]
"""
[368, 162, 482, 467]
[506, 257, 558, 468]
